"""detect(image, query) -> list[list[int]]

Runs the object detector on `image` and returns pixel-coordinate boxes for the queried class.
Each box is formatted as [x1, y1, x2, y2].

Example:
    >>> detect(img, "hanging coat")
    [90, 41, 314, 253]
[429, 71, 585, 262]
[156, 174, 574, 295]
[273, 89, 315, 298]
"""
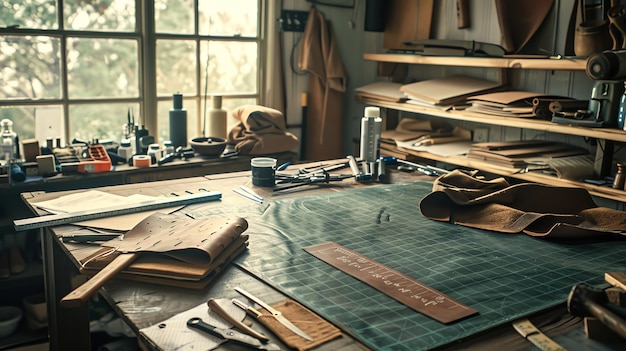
[298, 7, 348, 161]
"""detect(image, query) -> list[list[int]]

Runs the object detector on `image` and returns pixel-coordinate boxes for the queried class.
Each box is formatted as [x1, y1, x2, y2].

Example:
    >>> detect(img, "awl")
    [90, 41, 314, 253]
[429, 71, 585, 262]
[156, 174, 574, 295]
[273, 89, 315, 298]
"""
[235, 287, 314, 342]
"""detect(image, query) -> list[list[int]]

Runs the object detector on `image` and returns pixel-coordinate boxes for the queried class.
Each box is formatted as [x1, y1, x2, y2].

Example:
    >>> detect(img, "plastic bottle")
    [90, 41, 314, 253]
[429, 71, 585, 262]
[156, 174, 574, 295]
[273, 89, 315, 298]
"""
[147, 143, 164, 162]
[207, 95, 228, 139]
[169, 92, 187, 148]
[359, 106, 382, 163]
[1, 119, 17, 161]
[163, 140, 174, 155]
[117, 138, 134, 162]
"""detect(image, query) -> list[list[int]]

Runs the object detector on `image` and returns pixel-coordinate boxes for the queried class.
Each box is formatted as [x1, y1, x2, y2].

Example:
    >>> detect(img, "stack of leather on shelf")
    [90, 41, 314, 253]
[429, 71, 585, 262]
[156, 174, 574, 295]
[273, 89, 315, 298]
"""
[354, 81, 406, 102]
[466, 91, 578, 118]
[399, 75, 503, 107]
[79, 214, 249, 289]
[467, 140, 590, 171]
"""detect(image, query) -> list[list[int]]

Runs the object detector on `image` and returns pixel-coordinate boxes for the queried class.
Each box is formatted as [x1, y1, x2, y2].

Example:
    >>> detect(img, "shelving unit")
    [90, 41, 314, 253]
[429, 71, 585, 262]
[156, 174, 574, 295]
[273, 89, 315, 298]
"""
[362, 53, 626, 203]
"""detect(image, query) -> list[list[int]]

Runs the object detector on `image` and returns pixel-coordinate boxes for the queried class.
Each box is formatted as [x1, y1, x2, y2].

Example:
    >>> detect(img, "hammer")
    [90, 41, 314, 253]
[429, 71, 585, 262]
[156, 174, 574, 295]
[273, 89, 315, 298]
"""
[567, 283, 626, 339]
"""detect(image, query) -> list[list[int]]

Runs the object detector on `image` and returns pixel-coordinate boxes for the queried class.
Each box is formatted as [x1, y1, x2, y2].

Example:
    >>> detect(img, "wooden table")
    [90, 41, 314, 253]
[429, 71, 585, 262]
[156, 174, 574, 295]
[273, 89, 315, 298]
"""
[19, 162, 612, 351]
[19, 160, 426, 351]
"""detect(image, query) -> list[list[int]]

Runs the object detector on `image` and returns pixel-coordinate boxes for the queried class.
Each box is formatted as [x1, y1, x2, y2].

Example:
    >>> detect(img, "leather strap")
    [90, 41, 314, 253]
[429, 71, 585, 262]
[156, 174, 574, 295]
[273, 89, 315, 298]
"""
[513, 318, 568, 351]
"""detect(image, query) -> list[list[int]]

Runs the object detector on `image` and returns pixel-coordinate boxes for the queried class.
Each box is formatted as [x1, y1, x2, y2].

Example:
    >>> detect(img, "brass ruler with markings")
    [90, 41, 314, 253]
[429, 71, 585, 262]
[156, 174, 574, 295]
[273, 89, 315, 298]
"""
[304, 241, 478, 324]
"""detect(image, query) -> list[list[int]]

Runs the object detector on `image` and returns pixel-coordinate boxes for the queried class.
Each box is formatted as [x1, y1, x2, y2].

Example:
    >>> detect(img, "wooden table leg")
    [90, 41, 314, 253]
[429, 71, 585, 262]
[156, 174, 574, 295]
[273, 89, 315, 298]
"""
[41, 228, 91, 351]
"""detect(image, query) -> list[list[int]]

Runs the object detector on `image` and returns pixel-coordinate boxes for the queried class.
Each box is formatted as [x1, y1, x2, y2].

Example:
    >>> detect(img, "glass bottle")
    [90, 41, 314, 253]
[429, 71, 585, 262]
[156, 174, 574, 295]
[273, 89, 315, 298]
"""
[1, 119, 17, 161]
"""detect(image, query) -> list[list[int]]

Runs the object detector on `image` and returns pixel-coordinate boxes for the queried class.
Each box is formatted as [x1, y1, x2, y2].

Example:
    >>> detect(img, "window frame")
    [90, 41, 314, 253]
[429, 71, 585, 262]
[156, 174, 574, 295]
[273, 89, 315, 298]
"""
[0, 0, 264, 145]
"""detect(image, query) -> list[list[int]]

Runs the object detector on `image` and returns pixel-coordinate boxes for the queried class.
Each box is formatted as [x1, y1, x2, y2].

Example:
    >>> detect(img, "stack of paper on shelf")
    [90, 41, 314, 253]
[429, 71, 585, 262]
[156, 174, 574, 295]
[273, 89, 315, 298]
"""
[467, 140, 589, 168]
[355, 81, 406, 102]
[399, 75, 503, 106]
[466, 91, 572, 118]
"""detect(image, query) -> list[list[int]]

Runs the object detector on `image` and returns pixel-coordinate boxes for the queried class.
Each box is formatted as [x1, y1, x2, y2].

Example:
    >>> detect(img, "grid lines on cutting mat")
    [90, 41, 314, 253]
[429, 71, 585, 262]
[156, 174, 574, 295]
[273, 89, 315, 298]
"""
[212, 182, 626, 351]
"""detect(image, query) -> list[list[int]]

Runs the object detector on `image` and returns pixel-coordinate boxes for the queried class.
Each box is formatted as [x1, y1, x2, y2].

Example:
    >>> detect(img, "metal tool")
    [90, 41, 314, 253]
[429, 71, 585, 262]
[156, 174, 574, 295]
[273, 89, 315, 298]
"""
[273, 172, 352, 192]
[208, 298, 269, 342]
[239, 186, 264, 202]
[233, 188, 264, 203]
[14, 190, 222, 231]
[233, 298, 264, 319]
[567, 283, 626, 339]
[187, 317, 280, 350]
[234, 287, 314, 341]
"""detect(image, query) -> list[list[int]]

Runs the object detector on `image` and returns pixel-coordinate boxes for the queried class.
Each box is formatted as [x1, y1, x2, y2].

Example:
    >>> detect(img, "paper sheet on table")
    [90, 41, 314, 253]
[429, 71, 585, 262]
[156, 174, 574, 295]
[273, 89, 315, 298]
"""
[139, 298, 246, 351]
[32, 190, 181, 231]
[396, 140, 473, 157]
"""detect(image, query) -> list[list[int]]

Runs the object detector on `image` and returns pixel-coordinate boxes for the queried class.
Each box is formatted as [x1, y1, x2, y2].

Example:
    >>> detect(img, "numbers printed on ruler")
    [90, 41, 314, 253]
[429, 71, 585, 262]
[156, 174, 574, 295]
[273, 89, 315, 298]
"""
[305, 241, 479, 324]
[334, 245, 446, 307]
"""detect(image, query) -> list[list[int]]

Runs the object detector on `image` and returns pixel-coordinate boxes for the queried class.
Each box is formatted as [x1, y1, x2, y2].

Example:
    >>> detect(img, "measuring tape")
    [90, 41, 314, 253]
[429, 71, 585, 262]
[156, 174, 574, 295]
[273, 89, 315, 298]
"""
[512, 318, 568, 351]
[14, 190, 222, 231]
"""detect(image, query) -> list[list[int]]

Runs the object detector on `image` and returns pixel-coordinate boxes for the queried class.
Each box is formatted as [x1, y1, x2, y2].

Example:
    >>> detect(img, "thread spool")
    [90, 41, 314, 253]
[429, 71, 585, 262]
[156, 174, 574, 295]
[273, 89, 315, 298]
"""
[133, 155, 152, 168]
[169, 93, 187, 148]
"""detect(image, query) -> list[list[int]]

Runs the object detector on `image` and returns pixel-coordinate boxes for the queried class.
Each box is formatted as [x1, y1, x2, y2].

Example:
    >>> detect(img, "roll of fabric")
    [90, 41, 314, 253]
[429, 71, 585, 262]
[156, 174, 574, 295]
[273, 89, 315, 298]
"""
[227, 105, 298, 155]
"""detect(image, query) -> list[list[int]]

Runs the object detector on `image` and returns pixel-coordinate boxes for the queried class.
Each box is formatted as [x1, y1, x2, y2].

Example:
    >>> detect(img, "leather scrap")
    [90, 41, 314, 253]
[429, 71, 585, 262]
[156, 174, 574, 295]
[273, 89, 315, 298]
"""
[255, 299, 342, 351]
[420, 170, 626, 240]
[496, 0, 554, 53]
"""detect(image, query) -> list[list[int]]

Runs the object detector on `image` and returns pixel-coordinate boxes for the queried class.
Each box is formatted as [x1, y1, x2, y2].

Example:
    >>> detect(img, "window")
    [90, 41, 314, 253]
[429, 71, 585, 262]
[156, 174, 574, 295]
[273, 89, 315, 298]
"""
[0, 0, 262, 148]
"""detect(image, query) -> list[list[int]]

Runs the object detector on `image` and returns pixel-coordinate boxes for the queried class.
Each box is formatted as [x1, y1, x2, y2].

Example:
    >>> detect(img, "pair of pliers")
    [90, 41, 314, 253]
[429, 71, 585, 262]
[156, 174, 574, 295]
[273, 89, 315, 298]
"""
[187, 317, 281, 350]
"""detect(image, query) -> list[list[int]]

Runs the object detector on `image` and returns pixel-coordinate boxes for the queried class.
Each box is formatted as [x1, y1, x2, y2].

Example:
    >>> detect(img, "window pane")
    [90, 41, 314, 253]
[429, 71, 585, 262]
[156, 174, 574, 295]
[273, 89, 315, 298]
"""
[220, 97, 256, 132]
[64, 0, 136, 32]
[156, 39, 197, 96]
[157, 99, 198, 145]
[0, 36, 61, 99]
[201, 41, 257, 94]
[155, 0, 195, 34]
[67, 38, 139, 99]
[0, 0, 59, 30]
[199, 0, 258, 37]
[69, 103, 139, 143]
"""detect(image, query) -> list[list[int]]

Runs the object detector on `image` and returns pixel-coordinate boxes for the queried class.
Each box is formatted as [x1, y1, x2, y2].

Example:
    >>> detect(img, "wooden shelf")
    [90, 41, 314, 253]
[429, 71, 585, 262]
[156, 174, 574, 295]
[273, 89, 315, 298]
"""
[392, 147, 626, 203]
[357, 96, 626, 143]
[363, 53, 588, 71]
[361, 52, 626, 202]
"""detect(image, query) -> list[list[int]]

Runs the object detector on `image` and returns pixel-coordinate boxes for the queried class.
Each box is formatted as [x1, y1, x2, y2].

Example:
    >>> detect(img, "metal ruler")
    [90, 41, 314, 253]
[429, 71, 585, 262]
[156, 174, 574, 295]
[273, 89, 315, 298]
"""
[14, 190, 222, 231]
[304, 241, 479, 324]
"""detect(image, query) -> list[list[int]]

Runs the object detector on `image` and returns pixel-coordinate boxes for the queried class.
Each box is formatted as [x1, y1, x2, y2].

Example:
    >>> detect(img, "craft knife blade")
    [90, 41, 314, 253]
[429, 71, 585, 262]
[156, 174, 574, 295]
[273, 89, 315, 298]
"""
[233, 188, 263, 203]
[235, 287, 314, 342]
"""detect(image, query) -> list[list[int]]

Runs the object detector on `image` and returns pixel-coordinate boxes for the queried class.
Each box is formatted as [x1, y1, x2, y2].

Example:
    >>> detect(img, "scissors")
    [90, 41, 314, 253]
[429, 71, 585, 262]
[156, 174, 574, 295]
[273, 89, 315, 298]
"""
[187, 317, 281, 350]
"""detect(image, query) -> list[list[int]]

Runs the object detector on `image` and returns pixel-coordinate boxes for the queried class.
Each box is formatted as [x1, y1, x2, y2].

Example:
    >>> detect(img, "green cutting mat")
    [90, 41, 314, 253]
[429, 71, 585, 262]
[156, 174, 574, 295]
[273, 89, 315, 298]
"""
[205, 182, 626, 351]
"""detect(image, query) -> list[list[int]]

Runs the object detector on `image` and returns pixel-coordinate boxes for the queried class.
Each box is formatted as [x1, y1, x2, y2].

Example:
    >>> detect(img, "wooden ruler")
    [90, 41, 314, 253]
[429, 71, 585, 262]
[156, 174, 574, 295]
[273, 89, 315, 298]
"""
[304, 241, 478, 324]
[14, 191, 222, 231]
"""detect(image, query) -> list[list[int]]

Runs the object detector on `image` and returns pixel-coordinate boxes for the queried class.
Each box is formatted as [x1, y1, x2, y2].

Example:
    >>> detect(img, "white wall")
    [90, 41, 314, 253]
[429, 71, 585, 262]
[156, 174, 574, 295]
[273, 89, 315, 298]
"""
[279, 0, 616, 158]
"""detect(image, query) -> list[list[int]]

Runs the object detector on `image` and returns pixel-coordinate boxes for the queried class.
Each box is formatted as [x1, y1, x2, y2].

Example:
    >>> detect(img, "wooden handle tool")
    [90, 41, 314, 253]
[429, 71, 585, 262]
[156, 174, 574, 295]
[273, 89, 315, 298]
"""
[60, 253, 137, 308]
[208, 299, 269, 341]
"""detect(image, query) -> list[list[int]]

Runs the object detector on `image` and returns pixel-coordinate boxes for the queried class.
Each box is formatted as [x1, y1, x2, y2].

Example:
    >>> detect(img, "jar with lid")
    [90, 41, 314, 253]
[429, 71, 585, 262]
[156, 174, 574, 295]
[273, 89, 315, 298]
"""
[117, 138, 134, 162]
[1, 119, 17, 161]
